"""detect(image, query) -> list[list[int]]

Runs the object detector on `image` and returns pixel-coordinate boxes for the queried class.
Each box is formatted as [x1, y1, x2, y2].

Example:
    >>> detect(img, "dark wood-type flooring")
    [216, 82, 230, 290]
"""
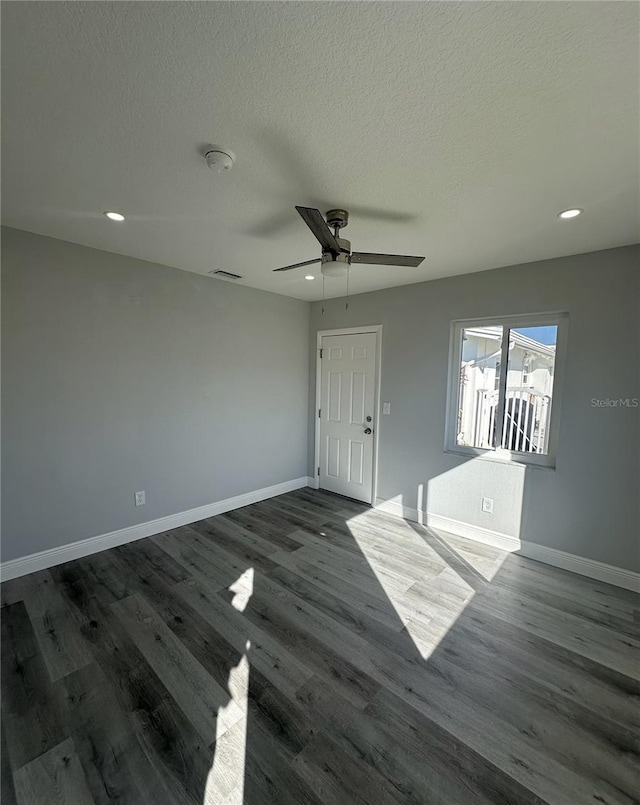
[1, 488, 638, 804]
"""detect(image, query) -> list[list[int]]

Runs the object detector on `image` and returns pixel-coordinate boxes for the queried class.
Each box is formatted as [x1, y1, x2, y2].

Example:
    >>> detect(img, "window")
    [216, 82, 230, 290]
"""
[445, 313, 567, 467]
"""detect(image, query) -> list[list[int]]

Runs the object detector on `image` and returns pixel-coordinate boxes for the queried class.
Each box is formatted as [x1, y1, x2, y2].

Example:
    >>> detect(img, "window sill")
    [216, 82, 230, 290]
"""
[444, 446, 556, 470]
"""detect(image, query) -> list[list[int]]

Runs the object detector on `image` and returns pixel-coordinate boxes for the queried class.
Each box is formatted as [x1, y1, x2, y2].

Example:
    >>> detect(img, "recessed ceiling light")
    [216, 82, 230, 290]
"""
[558, 208, 583, 219]
[104, 210, 125, 222]
[304, 275, 315, 280]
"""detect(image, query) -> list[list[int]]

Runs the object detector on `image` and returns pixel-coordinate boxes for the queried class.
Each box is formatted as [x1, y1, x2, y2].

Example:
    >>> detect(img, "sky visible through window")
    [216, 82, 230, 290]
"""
[512, 325, 557, 345]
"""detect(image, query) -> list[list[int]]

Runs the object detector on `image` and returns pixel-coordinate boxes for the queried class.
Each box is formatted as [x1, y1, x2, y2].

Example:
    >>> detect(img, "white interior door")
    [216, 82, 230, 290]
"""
[318, 332, 377, 503]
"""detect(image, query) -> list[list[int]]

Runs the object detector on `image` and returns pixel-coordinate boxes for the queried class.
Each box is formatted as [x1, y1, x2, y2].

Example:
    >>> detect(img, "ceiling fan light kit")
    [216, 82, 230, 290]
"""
[272, 206, 425, 279]
[321, 251, 350, 277]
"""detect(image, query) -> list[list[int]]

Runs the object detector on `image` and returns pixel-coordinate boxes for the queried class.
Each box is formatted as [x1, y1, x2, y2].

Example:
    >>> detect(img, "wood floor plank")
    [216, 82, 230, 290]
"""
[142, 583, 250, 697]
[183, 519, 280, 578]
[292, 730, 403, 805]
[289, 486, 370, 516]
[223, 504, 317, 553]
[49, 571, 217, 801]
[269, 562, 407, 633]
[477, 554, 639, 630]
[112, 593, 244, 746]
[198, 514, 286, 558]
[260, 494, 342, 526]
[74, 551, 133, 605]
[12, 570, 93, 682]
[409, 604, 640, 730]
[115, 538, 192, 585]
[1, 602, 66, 769]
[151, 527, 234, 591]
[202, 716, 247, 805]
[252, 497, 334, 533]
[1, 718, 18, 805]
[285, 520, 370, 555]
[13, 737, 95, 805]
[240, 705, 323, 805]
[363, 684, 550, 805]
[272, 541, 414, 601]
[249, 679, 316, 757]
[288, 517, 450, 598]
[1, 576, 29, 609]
[468, 583, 640, 678]
[55, 663, 178, 805]
[295, 675, 543, 805]
[286, 524, 447, 580]
[402, 614, 639, 801]
[222, 581, 381, 709]
[174, 577, 314, 700]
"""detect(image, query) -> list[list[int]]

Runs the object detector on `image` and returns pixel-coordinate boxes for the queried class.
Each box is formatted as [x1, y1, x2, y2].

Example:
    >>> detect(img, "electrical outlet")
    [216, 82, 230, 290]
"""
[481, 496, 493, 514]
[135, 491, 146, 507]
[382, 402, 391, 415]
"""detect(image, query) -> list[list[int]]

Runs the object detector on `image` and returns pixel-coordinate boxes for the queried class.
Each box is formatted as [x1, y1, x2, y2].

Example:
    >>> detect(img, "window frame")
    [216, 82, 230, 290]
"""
[444, 312, 569, 469]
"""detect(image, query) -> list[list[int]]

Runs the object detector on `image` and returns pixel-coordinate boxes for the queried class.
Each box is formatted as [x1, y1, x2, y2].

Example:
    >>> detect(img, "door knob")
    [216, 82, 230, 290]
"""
[364, 427, 372, 435]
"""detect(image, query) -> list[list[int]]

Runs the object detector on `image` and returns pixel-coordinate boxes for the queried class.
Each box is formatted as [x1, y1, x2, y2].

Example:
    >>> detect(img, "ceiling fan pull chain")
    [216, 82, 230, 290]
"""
[322, 275, 325, 316]
[345, 266, 350, 311]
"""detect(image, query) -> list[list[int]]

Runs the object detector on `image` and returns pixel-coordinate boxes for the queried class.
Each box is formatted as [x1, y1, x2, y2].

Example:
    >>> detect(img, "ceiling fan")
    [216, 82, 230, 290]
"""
[273, 207, 425, 277]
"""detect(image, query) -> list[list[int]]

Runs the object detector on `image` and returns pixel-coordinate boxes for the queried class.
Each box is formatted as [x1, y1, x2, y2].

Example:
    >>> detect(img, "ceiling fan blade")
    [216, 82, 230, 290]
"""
[272, 258, 321, 273]
[350, 252, 425, 267]
[295, 206, 341, 253]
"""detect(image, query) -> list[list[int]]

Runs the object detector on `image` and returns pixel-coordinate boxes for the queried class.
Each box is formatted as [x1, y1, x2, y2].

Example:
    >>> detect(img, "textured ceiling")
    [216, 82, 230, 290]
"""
[2, 1, 638, 301]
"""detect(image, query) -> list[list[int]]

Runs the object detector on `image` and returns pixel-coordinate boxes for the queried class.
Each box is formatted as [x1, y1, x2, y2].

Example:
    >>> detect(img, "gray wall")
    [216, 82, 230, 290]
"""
[2, 227, 310, 562]
[309, 245, 640, 572]
[3, 227, 638, 572]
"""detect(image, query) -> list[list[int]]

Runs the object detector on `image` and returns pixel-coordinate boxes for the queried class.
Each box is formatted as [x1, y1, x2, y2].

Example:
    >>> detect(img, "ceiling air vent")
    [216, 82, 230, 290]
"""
[209, 270, 243, 280]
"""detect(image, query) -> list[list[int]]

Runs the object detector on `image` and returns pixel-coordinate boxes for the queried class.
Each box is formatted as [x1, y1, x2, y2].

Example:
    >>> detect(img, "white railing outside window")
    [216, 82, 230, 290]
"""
[474, 387, 551, 454]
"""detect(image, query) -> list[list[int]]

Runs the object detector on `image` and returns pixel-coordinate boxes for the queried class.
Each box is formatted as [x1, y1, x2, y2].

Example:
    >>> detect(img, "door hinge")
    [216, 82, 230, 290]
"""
[317, 466, 320, 476]
[319, 348, 323, 359]
[318, 408, 321, 418]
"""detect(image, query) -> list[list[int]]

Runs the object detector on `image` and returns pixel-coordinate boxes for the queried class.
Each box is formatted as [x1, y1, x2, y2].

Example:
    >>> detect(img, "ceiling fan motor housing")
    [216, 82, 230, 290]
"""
[325, 208, 349, 230]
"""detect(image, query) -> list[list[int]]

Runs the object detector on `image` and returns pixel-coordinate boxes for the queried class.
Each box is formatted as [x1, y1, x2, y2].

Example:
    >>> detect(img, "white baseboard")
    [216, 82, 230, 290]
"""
[517, 542, 639, 593]
[375, 498, 639, 592]
[1, 477, 311, 582]
[424, 511, 522, 554]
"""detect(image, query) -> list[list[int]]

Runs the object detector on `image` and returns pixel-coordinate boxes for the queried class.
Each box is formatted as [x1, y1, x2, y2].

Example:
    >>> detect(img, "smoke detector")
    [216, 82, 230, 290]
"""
[204, 145, 235, 173]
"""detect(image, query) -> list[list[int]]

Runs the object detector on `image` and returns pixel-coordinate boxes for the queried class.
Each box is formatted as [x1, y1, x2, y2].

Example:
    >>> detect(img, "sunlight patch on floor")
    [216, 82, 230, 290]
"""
[230, 567, 254, 612]
[204, 573, 253, 805]
[346, 504, 510, 660]
[204, 653, 250, 805]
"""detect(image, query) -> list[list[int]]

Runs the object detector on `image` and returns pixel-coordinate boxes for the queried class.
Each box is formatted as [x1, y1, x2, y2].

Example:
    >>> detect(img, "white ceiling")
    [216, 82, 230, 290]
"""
[2, 1, 638, 301]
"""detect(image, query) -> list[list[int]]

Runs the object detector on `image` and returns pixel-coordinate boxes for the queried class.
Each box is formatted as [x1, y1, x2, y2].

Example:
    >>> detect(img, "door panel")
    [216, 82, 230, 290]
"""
[348, 440, 364, 484]
[327, 436, 340, 478]
[328, 372, 342, 421]
[350, 373, 366, 425]
[319, 332, 377, 502]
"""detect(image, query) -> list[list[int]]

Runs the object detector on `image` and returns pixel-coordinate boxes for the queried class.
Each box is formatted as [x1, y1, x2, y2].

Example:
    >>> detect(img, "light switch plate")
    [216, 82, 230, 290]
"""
[382, 402, 391, 415]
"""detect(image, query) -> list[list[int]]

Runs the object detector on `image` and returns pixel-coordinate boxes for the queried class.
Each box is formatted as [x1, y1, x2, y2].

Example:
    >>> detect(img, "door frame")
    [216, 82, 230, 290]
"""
[313, 325, 383, 504]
